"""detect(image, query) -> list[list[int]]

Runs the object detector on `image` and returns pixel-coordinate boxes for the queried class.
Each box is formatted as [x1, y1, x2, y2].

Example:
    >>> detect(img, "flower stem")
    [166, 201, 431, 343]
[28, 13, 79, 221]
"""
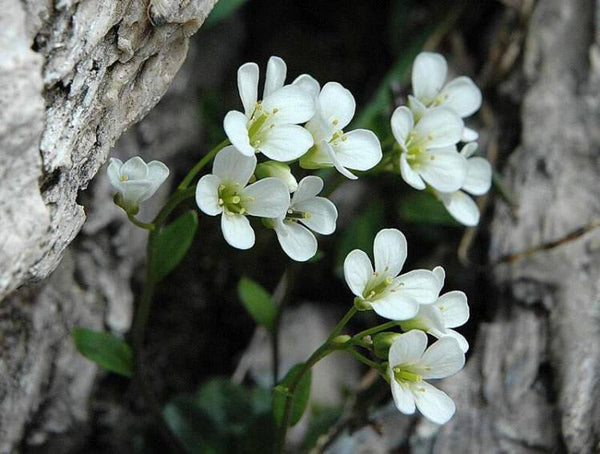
[344, 347, 384, 371]
[127, 214, 156, 230]
[275, 306, 358, 453]
[178, 138, 230, 190]
[351, 320, 399, 343]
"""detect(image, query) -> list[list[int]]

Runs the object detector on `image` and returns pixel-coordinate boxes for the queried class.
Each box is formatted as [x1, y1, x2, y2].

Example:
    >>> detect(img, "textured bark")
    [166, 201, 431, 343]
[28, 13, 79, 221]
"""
[437, 0, 600, 452]
[0, 1, 219, 451]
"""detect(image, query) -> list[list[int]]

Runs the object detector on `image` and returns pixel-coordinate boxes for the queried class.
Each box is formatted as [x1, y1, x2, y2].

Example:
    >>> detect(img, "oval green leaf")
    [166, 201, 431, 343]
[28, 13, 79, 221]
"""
[237, 277, 277, 332]
[151, 210, 198, 283]
[272, 364, 312, 427]
[72, 328, 133, 377]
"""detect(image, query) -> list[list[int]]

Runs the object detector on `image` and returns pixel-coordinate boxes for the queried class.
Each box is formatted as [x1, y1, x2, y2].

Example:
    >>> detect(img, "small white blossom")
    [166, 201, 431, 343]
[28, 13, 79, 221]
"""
[343, 229, 442, 320]
[400, 267, 470, 352]
[107, 156, 169, 212]
[295, 78, 382, 179]
[223, 56, 315, 162]
[410, 52, 482, 141]
[195, 146, 289, 250]
[388, 330, 465, 424]
[391, 106, 467, 193]
[273, 176, 337, 262]
[434, 142, 492, 226]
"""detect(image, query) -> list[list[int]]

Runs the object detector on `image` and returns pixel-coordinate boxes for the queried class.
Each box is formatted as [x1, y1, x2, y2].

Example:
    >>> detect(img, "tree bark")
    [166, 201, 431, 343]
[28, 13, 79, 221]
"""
[0, 0, 217, 450]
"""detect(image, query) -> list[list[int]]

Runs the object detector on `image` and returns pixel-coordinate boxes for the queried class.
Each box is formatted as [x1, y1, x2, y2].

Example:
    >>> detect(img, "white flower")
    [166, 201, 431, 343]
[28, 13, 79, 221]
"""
[273, 176, 337, 262]
[107, 156, 169, 213]
[343, 229, 443, 320]
[434, 142, 492, 226]
[296, 78, 382, 179]
[410, 52, 482, 141]
[388, 330, 465, 424]
[223, 56, 315, 162]
[195, 146, 290, 250]
[391, 106, 467, 193]
[400, 267, 470, 352]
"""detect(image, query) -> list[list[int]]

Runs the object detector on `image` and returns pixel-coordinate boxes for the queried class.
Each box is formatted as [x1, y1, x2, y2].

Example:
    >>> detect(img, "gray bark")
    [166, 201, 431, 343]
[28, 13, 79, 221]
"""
[0, 0, 218, 450]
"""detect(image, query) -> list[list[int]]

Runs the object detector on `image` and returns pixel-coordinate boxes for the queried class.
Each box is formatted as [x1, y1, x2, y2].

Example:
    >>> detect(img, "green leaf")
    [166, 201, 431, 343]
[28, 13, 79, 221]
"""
[195, 378, 253, 435]
[163, 396, 219, 454]
[237, 277, 277, 332]
[150, 210, 198, 282]
[272, 364, 312, 427]
[398, 191, 459, 226]
[72, 328, 133, 377]
[205, 0, 250, 26]
[302, 405, 343, 450]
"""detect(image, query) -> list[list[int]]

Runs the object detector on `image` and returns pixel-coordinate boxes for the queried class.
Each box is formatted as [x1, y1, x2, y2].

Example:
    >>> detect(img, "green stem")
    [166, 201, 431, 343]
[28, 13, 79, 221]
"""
[275, 306, 358, 453]
[178, 138, 230, 190]
[344, 348, 384, 371]
[127, 214, 155, 230]
[351, 321, 399, 343]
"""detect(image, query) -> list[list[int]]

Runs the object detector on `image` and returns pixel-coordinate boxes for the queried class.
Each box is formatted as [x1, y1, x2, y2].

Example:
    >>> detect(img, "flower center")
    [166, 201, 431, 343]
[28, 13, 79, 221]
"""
[392, 366, 422, 384]
[284, 208, 311, 223]
[404, 130, 435, 169]
[218, 183, 247, 215]
[330, 129, 347, 147]
[248, 103, 279, 148]
[362, 274, 394, 301]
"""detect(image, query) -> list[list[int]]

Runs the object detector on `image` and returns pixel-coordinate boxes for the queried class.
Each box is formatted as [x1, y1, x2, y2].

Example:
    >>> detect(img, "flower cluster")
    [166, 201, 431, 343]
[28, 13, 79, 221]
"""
[343, 228, 469, 423]
[196, 56, 383, 261]
[393, 52, 492, 226]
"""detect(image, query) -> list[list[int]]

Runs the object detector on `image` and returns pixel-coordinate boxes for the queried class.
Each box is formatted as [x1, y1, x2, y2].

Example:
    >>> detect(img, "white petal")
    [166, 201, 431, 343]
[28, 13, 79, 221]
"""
[462, 157, 492, 195]
[415, 107, 464, 148]
[395, 270, 442, 305]
[332, 129, 382, 171]
[412, 52, 447, 104]
[373, 228, 407, 277]
[292, 74, 320, 100]
[413, 304, 446, 332]
[323, 140, 358, 179]
[459, 142, 478, 158]
[107, 158, 125, 193]
[371, 292, 420, 321]
[439, 76, 482, 118]
[408, 95, 428, 121]
[121, 156, 148, 180]
[390, 379, 416, 415]
[274, 221, 318, 262]
[221, 213, 255, 250]
[419, 337, 465, 379]
[140, 161, 170, 201]
[119, 180, 153, 205]
[439, 190, 480, 226]
[344, 249, 373, 298]
[263, 56, 287, 98]
[412, 381, 456, 425]
[461, 127, 479, 142]
[212, 145, 256, 186]
[296, 197, 338, 235]
[435, 291, 469, 328]
[223, 111, 254, 157]
[432, 266, 445, 287]
[419, 147, 468, 193]
[388, 330, 428, 366]
[262, 85, 315, 125]
[400, 153, 426, 190]
[238, 62, 259, 117]
[318, 82, 356, 130]
[390, 106, 414, 148]
[293, 175, 324, 204]
[195, 174, 222, 216]
[258, 124, 314, 161]
[444, 329, 470, 353]
[241, 178, 290, 218]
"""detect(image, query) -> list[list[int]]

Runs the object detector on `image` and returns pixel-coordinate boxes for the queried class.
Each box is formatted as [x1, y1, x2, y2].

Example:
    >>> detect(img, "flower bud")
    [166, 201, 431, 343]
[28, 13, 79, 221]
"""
[373, 332, 402, 359]
[255, 161, 298, 192]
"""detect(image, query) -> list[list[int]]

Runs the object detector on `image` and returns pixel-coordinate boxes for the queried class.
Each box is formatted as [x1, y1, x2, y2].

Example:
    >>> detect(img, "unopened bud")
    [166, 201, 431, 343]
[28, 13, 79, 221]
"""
[373, 332, 401, 359]
[255, 161, 298, 192]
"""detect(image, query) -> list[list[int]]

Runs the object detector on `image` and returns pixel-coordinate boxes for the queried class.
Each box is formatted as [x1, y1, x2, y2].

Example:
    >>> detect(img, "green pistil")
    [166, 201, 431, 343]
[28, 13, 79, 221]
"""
[286, 209, 311, 220]
[393, 366, 422, 384]
[218, 183, 246, 215]
[363, 275, 394, 300]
